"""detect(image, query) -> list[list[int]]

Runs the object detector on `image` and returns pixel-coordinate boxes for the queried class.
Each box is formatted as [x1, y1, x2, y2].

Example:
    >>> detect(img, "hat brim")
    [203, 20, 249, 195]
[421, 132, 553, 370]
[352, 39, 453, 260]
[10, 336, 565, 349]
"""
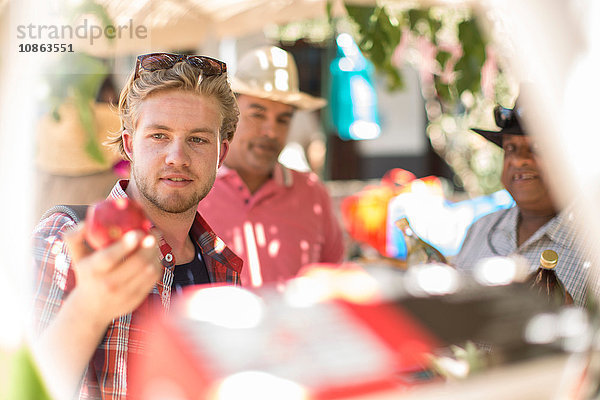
[471, 128, 503, 147]
[231, 77, 327, 111]
[471, 125, 525, 148]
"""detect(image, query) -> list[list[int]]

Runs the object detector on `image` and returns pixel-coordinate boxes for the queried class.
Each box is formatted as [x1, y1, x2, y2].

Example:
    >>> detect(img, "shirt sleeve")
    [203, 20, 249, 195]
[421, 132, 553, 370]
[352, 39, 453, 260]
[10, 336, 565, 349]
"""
[30, 213, 78, 336]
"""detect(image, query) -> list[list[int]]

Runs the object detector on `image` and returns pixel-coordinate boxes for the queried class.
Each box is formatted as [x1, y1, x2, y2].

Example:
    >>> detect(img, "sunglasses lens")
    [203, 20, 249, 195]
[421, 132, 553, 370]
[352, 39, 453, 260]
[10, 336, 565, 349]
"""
[494, 106, 513, 128]
[187, 57, 224, 75]
[140, 54, 179, 72]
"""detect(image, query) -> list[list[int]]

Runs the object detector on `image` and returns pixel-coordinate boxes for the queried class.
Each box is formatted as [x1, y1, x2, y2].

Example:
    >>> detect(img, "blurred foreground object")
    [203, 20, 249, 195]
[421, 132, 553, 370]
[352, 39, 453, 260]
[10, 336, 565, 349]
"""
[128, 262, 588, 399]
[129, 284, 440, 400]
[0, 346, 52, 400]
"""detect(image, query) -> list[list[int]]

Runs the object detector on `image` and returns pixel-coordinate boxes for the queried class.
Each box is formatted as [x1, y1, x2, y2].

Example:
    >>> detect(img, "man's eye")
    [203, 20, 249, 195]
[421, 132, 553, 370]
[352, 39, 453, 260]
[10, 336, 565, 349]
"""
[151, 133, 166, 139]
[189, 137, 206, 144]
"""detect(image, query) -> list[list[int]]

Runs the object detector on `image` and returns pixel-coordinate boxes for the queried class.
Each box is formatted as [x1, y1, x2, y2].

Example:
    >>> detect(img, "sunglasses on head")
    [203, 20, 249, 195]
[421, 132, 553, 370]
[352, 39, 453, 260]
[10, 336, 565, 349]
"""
[493, 105, 523, 128]
[134, 53, 227, 80]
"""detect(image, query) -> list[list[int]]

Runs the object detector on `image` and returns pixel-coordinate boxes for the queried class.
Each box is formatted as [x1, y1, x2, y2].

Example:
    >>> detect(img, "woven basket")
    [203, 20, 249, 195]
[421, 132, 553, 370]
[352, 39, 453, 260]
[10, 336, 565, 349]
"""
[36, 102, 123, 176]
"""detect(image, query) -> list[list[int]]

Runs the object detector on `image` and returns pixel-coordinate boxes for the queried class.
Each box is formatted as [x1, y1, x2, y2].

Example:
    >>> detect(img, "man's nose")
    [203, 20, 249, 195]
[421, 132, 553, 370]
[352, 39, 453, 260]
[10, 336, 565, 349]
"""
[165, 138, 191, 166]
[512, 147, 535, 166]
[261, 117, 280, 138]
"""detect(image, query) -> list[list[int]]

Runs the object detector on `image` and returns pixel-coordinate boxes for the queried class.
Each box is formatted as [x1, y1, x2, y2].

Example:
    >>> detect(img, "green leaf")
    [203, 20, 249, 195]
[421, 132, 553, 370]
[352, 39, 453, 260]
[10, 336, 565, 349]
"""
[345, 5, 376, 37]
[454, 55, 481, 95]
[436, 50, 452, 70]
[46, 53, 108, 103]
[69, 0, 115, 42]
[1, 346, 53, 400]
[73, 89, 105, 164]
[346, 5, 404, 91]
[434, 75, 452, 103]
[428, 16, 442, 37]
[453, 19, 487, 96]
[407, 8, 429, 32]
[326, 0, 333, 22]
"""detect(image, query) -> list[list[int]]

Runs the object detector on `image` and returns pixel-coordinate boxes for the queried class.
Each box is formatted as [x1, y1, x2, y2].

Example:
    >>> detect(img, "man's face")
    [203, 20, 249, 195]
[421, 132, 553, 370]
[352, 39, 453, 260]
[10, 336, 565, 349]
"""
[501, 134, 555, 215]
[123, 89, 228, 214]
[225, 94, 294, 176]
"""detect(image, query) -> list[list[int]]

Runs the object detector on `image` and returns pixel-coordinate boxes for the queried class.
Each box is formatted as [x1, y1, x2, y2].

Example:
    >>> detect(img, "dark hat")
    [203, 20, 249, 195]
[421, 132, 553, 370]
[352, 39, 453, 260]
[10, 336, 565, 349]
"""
[472, 102, 525, 147]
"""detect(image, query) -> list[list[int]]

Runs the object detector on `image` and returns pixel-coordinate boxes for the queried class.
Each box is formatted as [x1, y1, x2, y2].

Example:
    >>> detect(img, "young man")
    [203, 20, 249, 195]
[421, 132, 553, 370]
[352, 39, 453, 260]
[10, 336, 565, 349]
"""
[31, 53, 242, 399]
[198, 46, 344, 287]
[455, 94, 593, 305]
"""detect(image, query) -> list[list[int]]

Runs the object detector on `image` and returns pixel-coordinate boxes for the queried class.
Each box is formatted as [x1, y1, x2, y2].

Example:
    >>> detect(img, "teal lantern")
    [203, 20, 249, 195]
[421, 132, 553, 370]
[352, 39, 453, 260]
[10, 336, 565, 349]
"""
[329, 33, 380, 141]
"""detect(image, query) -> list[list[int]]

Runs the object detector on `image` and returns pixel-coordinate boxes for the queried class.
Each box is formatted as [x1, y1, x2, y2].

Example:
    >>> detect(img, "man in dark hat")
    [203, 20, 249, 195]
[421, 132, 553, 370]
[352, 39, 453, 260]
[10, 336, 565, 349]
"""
[455, 96, 593, 305]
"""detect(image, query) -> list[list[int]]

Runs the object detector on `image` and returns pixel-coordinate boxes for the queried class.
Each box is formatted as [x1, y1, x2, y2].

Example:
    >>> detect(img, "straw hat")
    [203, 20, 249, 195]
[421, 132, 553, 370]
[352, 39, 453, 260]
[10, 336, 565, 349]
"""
[230, 46, 326, 111]
[36, 102, 122, 176]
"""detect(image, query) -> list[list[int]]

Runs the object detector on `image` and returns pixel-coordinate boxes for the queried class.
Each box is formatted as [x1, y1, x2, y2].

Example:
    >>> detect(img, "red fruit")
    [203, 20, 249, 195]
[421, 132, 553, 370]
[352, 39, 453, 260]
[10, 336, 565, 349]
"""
[84, 197, 153, 250]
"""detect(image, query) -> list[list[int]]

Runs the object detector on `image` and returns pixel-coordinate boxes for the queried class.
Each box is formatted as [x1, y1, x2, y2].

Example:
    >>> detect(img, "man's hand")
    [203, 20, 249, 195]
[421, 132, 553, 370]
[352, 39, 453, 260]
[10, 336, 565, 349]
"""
[32, 224, 162, 400]
[64, 223, 163, 326]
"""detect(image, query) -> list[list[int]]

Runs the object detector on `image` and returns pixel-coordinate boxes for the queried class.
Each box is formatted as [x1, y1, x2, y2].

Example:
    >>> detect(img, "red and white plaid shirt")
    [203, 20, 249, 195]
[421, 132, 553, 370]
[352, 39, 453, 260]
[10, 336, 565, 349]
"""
[31, 180, 242, 399]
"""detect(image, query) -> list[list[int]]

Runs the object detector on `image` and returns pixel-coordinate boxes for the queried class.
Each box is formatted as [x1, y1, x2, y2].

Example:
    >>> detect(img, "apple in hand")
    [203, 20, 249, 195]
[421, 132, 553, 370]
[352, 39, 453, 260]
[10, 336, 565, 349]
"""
[84, 197, 153, 250]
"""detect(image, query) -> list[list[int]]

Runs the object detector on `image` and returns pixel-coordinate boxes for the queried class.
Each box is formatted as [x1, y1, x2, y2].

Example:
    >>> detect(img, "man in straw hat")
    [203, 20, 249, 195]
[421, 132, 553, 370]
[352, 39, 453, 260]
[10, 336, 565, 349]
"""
[31, 53, 242, 399]
[198, 46, 344, 287]
[455, 89, 593, 305]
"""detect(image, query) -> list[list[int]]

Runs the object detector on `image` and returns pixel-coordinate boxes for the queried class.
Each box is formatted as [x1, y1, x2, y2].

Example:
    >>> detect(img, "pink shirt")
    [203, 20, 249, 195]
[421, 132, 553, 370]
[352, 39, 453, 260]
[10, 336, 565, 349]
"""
[198, 164, 344, 287]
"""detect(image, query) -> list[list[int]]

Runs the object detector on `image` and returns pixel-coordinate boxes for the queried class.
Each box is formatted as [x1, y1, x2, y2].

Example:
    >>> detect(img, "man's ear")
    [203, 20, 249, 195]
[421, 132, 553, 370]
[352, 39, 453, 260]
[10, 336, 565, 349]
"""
[122, 130, 134, 161]
[218, 139, 230, 168]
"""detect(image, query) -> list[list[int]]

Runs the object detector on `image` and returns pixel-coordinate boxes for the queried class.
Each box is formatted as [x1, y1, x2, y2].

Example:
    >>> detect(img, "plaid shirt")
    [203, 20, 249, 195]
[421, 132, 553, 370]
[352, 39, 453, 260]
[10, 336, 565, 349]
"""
[455, 205, 594, 306]
[31, 180, 242, 399]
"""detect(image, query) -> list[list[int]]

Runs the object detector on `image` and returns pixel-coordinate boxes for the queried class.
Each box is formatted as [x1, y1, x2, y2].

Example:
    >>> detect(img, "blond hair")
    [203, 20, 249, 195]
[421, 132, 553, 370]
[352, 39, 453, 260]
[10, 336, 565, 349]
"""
[108, 61, 238, 160]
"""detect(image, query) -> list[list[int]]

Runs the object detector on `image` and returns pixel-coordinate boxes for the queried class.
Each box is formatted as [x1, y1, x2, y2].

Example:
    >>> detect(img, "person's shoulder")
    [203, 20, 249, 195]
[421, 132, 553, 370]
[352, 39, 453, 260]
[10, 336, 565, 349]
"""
[286, 167, 326, 187]
[34, 209, 80, 238]
[463, 206, 516, 236]
[478, 206, 516, 223]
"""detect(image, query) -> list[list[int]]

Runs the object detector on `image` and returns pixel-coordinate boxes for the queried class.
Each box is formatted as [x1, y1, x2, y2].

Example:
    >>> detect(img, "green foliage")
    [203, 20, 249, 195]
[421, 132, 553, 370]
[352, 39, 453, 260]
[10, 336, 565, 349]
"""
[345, 5, 404, 90]
[455, 19, 486, 96]
[0, 346, 52, 400]
[69, 0, 114, 34]
[343, 4, 488, 107]
[340, 3, 507, 195]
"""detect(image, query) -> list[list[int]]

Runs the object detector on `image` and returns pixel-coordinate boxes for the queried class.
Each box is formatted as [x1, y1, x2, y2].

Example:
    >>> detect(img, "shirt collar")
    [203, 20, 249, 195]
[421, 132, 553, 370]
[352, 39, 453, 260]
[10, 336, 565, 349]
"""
[517, 206, 575, 249]
[218, 163, 293, 188]
[545, 207, 576, 248]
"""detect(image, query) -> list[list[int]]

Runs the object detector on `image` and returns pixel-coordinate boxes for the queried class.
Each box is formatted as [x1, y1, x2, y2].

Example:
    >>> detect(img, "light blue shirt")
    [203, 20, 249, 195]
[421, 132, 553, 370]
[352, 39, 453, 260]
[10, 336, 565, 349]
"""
[455, 206, 594, 306]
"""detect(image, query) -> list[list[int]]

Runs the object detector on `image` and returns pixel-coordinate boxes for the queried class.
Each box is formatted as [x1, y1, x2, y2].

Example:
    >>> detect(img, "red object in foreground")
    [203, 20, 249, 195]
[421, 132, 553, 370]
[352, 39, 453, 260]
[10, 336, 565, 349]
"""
[84, 197, 153, 250]
[129, 285, 441, 400]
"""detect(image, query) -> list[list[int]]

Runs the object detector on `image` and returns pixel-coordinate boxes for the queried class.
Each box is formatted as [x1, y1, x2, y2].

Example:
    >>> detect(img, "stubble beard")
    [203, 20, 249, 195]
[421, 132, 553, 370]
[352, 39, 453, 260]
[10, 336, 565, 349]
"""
[132, 164, 215, 214]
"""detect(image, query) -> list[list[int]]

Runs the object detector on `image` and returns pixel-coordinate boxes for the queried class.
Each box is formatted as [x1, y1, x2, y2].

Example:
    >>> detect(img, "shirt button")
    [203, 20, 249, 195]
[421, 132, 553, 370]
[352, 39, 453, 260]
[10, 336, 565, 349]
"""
[165, 253, 173, 262]
[244, 199, 249, 205]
